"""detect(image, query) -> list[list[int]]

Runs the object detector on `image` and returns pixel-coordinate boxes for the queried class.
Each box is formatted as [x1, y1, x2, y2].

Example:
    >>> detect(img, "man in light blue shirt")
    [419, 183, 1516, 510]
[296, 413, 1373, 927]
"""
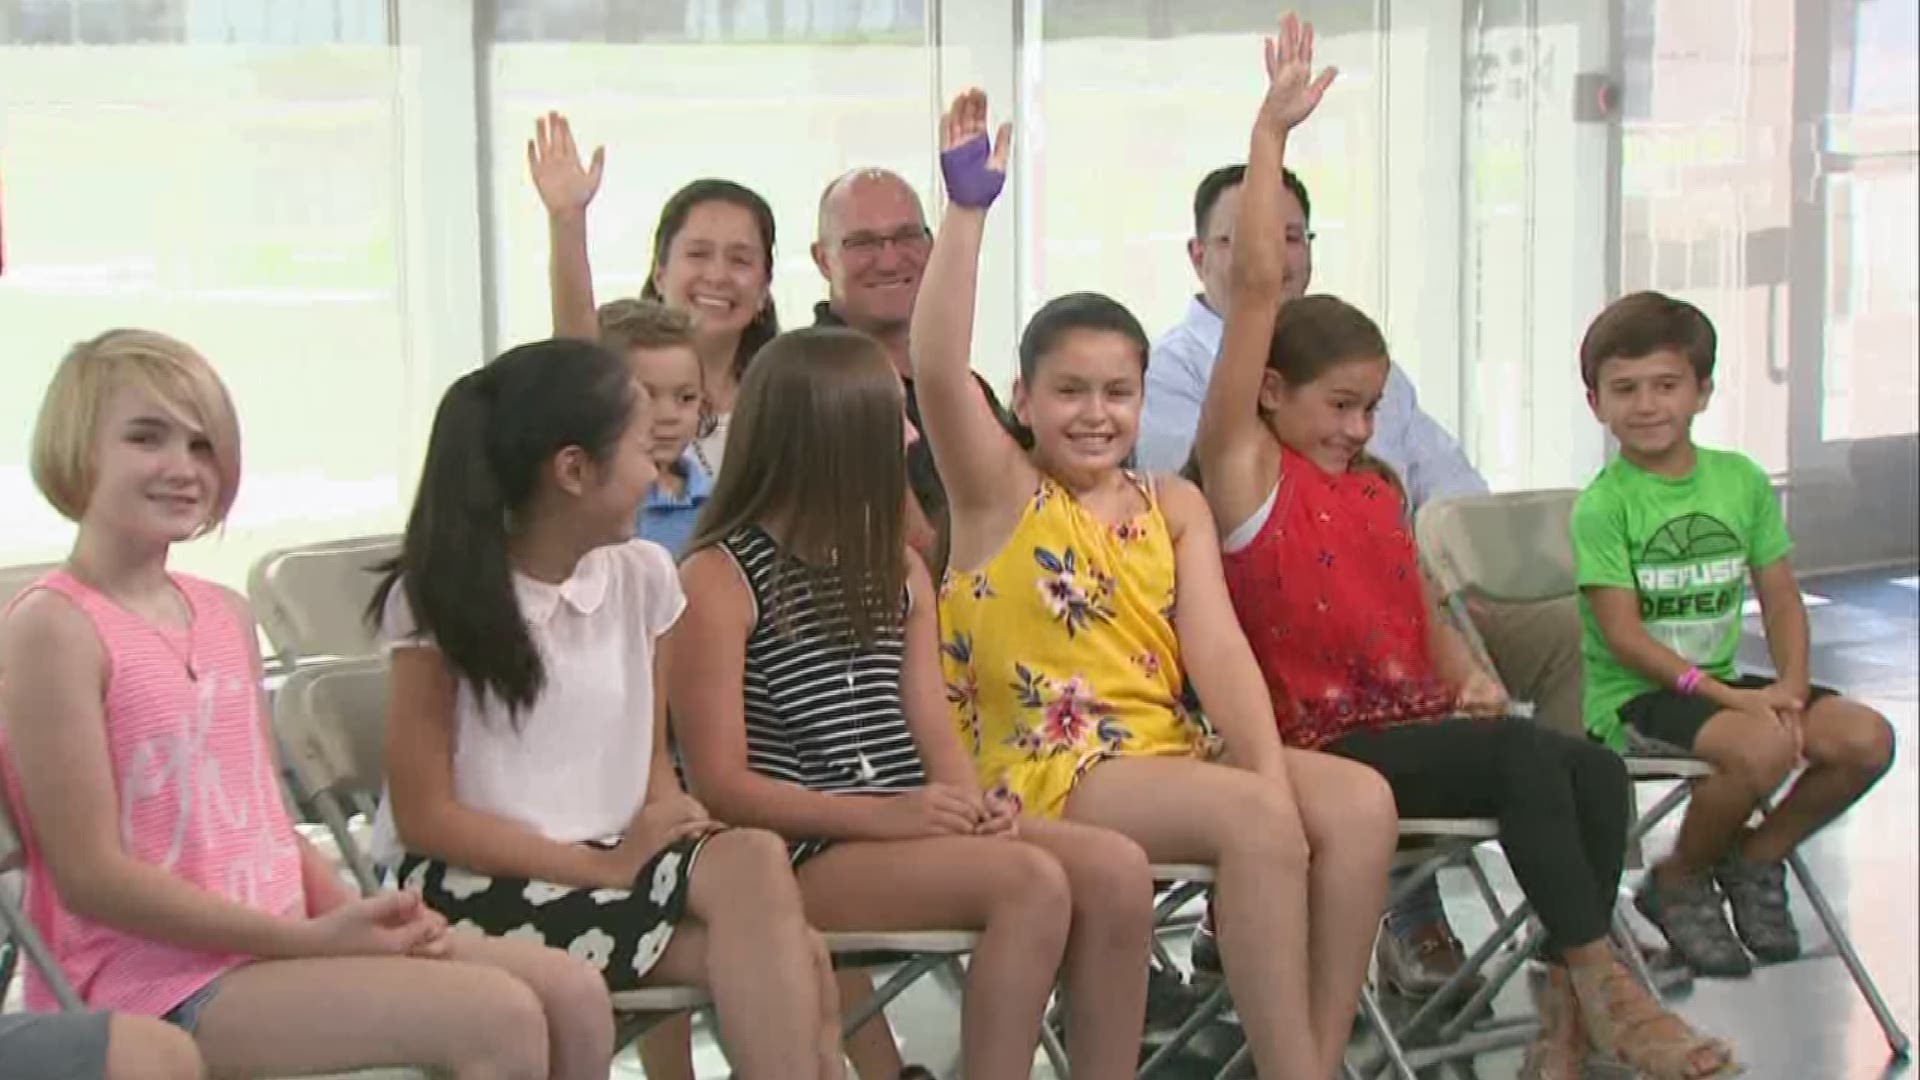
[1139, 166, 1486, 503]
[1147, 163, 1586, 1003]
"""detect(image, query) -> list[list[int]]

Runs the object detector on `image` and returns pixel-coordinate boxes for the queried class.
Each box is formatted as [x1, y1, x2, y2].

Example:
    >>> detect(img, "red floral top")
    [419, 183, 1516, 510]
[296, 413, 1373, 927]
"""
[1221, 446, 1456, 749]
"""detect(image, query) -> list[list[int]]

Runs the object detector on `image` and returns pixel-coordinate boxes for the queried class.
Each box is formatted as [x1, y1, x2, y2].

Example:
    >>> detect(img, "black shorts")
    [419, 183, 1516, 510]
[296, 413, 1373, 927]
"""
[1620, 673, 1837, 754]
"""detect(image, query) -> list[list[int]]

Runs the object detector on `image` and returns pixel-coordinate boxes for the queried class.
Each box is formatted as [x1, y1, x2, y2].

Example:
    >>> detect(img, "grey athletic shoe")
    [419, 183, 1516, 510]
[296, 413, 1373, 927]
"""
[1635, 872, 1753, 979]
[1714, 851, 1801, 963]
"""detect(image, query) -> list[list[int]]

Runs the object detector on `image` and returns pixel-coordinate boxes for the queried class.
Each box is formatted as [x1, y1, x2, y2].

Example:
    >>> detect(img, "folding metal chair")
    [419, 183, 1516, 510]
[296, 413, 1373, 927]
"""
[826, 929, 978, 1039]
[1025, 864, 1218, 1078]
[273, 658, 709, 1044]
[0, 792, 84, 1014]
[1081, 838, 1524, 1080]
[275, 657, 391, 896]
[247, 535, 402, 673]
[1418, 489, 1911, 1060]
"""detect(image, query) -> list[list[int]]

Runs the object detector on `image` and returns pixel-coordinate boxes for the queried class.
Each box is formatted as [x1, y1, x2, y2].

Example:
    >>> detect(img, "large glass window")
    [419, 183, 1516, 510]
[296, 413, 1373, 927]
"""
[484, 0, 937, 352]
[4, 0, 1908, 591]
[0, 0, 415, 585]
[1616, 0, 1918, 570]
[1030, 1, 1388, 349]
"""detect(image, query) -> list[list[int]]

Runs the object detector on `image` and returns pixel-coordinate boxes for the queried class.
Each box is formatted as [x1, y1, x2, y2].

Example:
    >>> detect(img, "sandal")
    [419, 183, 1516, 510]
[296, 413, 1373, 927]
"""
[1518, 965, 1587, 1080]
[1571, 959, 1743, 1079]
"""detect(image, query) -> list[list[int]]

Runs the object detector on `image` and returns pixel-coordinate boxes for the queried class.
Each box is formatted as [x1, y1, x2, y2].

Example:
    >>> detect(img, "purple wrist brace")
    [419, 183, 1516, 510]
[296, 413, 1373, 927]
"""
[941, 135, 1004, 209]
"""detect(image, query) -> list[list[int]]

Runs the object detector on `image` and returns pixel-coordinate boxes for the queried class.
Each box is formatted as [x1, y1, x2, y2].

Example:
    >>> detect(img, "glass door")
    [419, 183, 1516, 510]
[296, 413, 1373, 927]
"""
[1616, 0, 1918, 572]
[1783, 0, 1919, 570]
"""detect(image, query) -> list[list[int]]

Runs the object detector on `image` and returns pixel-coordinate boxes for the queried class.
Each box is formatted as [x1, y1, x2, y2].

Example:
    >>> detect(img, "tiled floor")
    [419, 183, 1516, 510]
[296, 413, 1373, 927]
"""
[652, 565, 1917, 1079]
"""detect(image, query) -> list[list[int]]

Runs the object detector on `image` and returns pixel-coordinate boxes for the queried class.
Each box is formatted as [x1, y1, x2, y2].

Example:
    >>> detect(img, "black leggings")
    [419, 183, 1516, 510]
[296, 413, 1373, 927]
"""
[1325, 717, 1630, 959]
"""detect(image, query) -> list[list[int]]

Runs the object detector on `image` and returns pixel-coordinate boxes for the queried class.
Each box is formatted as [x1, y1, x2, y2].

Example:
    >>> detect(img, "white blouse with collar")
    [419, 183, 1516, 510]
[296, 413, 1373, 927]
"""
[370, 539, 684, 862]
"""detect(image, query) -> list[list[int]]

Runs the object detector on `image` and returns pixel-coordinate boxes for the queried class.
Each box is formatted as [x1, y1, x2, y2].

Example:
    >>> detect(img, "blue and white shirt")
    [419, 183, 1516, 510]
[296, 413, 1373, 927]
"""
[637, 450, 714, 558]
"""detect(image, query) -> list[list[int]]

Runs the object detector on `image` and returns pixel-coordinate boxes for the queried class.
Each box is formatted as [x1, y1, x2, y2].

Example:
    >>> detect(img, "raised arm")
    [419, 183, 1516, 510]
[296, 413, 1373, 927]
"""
[527, 111, 606, 343]
[1194, 15, 1336, 529]
[909, 90, 1029, 517]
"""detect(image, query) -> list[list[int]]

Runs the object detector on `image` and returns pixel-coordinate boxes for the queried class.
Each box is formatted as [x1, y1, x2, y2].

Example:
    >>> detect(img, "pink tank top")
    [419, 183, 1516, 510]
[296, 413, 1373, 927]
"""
[1, 570, 305, 1015]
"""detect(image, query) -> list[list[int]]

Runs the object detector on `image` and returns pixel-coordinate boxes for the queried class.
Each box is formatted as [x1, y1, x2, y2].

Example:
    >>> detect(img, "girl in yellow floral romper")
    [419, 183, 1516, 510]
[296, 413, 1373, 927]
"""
[915, 70, 1398, 1080]
[942, 472, 1214, 818]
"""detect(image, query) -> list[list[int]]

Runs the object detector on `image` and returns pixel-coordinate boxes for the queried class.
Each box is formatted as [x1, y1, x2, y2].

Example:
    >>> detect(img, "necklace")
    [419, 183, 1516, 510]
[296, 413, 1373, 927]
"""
[143, 583, 199, 683]
[76, 567, 199, 682]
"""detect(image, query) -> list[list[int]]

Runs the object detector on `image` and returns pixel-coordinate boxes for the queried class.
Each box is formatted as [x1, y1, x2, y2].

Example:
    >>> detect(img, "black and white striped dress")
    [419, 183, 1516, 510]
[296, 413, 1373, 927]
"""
[719, 525, 928, 863]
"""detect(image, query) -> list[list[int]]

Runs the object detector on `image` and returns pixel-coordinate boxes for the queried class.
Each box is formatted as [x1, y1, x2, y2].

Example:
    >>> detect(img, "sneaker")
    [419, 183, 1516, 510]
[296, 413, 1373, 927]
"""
[1634, 872, 1752, 979]
[1714, 851, 1801, 963]
[1375, 919, 1489, 1001]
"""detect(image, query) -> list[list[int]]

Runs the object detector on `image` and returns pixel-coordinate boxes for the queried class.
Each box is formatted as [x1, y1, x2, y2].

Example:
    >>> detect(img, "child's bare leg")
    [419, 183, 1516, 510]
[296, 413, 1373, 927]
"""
[816, 935, 851, 1079]
[633, 967, 882, 1080]
[188, 956, 550, 1079]
[1067, 756, 1320, 1080]
[636, 1015, 697, 1080]
[651, 828, 832, 1078]
[1284, 748, 1397, 1077]
[837, 969, 907, 1078]
[797, 835, 1072, 1080]
[444, 930, 616, 1080]
[1743, 697, 1894, 863]
[1019, 816, 1156, 1080]
[1659, 712, 1797, 880]
[106, 1015, 204, 1080]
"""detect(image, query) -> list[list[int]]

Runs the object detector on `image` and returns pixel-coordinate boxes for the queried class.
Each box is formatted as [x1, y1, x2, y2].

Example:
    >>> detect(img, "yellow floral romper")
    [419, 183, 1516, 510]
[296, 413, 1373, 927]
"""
[938, 472, 1218, 818]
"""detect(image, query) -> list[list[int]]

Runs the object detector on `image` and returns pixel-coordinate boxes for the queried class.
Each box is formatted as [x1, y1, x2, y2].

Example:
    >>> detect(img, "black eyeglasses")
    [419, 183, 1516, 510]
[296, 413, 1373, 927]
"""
[1206, 229, 1316, 249]
[840, 227, 933, 258]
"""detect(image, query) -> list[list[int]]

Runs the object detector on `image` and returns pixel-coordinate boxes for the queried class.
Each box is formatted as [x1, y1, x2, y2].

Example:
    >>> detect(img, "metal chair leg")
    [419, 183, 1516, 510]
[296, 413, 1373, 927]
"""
[1784, 847, 1911, 1057]
[1358, 984, 1422, 1080]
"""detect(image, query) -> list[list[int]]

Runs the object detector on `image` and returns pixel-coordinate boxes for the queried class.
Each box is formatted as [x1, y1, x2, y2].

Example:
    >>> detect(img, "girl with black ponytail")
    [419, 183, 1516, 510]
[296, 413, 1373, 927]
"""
[372, 338, 844, 1079]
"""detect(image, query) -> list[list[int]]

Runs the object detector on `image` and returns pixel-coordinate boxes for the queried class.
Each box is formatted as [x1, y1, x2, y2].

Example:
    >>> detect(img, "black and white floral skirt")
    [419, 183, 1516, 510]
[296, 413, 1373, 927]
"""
[395, 833, 714, 991]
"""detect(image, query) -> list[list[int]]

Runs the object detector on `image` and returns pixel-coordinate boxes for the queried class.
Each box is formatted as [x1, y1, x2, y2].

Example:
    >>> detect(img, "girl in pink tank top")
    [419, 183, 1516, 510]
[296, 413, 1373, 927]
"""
[0, 330, 617, 1079]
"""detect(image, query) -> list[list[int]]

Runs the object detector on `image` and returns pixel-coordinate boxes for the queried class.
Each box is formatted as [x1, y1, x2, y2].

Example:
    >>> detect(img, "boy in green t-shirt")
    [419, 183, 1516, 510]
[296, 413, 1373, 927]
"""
[1572, 291, 1894, 980]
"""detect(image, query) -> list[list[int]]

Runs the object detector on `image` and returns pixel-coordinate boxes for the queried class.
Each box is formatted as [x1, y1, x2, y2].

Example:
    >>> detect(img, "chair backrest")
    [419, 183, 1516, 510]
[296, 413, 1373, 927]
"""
[0, 787, 23, 878]
[274, 657, 390, 810]
[0, 787, 84, 1010]
[1416, 490, 1584, 606]
[247, 535, 401, 670]
[0, 563, 61, 613]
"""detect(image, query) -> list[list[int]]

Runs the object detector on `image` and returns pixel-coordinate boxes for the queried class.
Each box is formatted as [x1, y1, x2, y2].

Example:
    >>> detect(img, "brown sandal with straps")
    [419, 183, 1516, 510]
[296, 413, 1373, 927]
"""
[1519, 966, 1587, 1080]
[1570, 959, 1743, 1079]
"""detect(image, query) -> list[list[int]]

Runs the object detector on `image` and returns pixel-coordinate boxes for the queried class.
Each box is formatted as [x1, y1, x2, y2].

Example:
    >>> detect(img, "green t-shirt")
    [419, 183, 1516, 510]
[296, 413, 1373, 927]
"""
[1571, 446, 1793, 748]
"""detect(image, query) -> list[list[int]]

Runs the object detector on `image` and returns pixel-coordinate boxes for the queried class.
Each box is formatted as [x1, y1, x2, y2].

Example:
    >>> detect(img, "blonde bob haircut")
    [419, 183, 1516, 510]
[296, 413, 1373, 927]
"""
[31, 329, 242, 535]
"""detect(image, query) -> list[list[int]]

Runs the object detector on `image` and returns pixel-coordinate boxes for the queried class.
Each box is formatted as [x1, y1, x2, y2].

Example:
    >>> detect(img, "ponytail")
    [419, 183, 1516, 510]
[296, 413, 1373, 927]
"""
[373, 369, 542, 715]
[372, 339, 635, 721]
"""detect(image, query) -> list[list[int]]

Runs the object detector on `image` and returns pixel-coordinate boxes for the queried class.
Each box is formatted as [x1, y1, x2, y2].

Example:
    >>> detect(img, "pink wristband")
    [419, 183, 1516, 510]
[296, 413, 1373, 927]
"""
[1676, 666, 1705, 694]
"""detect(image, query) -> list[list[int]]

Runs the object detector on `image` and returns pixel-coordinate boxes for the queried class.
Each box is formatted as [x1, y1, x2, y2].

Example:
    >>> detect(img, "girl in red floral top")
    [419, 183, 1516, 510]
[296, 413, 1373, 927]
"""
[1189, 22, 1739, 1080]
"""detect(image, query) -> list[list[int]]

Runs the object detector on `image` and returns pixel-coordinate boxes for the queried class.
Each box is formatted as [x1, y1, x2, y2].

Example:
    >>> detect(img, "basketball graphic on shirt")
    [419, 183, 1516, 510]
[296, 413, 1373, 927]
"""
[1636, 512, 1747, 662]
[1642, 513, 1744, 565]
